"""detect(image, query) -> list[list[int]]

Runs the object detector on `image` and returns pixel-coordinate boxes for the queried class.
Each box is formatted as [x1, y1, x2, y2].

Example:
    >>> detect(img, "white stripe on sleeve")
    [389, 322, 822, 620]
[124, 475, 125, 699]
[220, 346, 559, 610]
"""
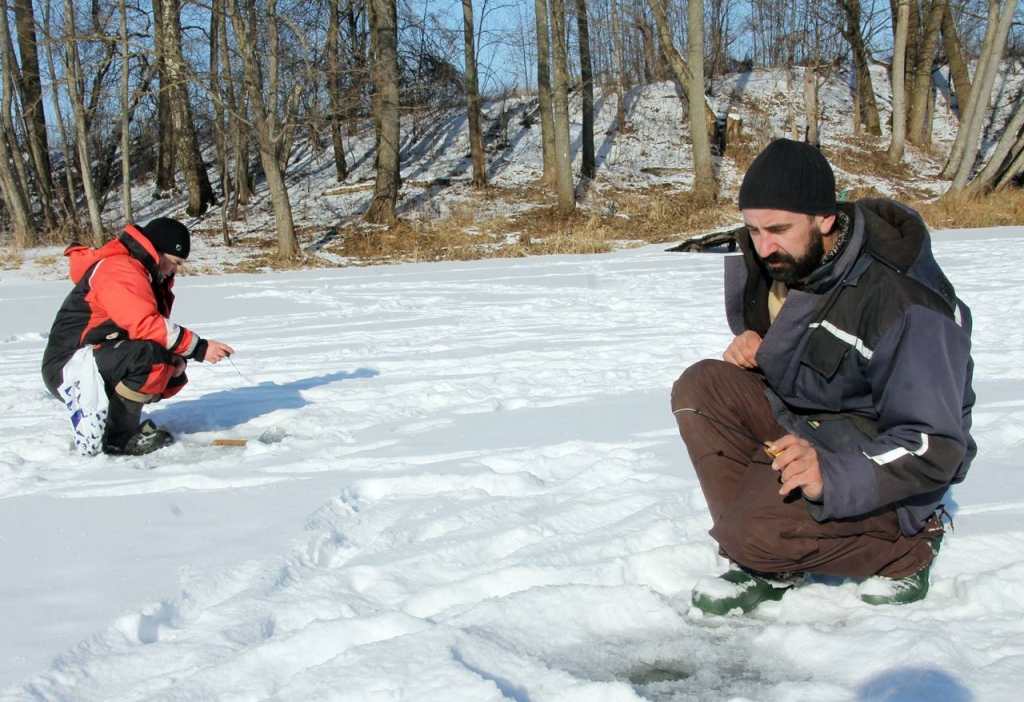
[864, 433, 929, 465]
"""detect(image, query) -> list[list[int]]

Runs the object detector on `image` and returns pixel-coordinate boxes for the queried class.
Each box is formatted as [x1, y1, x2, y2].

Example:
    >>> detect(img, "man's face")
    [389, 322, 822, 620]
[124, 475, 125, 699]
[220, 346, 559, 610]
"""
[157, 253, 185, 283]
[742, 209, 837, 285]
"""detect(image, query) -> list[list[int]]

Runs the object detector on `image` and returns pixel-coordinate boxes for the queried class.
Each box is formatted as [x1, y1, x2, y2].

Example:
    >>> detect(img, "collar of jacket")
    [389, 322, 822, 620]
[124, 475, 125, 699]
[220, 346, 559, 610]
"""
[733, 198, 958, 324]
[732, 206, 864, 334]
[857, 198, 958, 312]
[120, 224, 163, 283]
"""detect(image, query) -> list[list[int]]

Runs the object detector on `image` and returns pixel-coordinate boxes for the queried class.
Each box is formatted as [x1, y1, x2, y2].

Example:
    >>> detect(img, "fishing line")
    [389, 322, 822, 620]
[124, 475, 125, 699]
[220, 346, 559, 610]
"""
[673, 406, 780, 458]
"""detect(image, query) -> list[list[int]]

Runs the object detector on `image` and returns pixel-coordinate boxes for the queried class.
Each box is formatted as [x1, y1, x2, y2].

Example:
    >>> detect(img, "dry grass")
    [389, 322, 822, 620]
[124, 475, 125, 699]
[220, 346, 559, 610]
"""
[911, 188, 1024, 229]
[0, 247, 24, 270]
[825, 138, 928, 198]
[315, 184, 740, 265]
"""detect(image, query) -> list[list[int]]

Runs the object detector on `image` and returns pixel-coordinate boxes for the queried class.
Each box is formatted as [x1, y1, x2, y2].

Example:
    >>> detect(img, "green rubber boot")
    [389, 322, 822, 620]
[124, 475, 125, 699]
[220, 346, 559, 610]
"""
[859, 534, 943, 606]
[691, 567, 804, 616]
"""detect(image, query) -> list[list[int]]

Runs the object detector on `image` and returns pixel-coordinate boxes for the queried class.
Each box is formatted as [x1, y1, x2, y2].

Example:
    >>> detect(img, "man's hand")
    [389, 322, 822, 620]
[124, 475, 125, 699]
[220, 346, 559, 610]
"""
[768, 434, 824, 501]
[171, 355, 186, 377]
[723, 330, 763, 368]
[204, 340, 235, 364]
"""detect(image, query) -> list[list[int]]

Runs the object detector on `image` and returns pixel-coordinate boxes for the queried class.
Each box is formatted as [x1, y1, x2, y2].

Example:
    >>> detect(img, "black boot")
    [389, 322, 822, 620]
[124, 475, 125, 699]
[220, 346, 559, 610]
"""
[104, 394, 175, 456]
[121, 420, 175, 456]
[103, 394, 144, 454]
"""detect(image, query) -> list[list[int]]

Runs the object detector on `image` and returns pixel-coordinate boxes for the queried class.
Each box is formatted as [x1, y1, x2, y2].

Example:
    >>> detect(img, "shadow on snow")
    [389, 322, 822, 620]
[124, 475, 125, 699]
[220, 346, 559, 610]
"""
[149, 368, 380, 433]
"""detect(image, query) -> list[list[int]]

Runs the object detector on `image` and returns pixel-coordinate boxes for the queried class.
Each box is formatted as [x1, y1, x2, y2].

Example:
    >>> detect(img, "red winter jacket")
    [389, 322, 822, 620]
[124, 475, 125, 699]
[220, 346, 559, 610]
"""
[41, 225, 202, 397]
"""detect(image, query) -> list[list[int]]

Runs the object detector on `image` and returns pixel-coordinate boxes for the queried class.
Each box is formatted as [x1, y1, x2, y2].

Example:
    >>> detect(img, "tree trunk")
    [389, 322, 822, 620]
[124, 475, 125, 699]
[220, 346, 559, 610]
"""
[210, 0, 233, 243]
[610, 0, 628, 132]
[889, 0, 910, 162]
[940, 3, 971, 120]
[575, 0, 595, 180]
[548, 0, 576, 213]
[839, 0, 882, 136]
[161, 0, 217, 217]
[462, 0, 486, 188]
[218, 4, 249, 214]
[41, 4, 77, 220]
[0, 19, 35, 247]
[965, 102, 1024, 195]
[992, 137, 1024, 191]
[687, 0, 717, 203]
[365, 0, 401, 224]
[852, 59, 862, 136]
[228, 0, 300, 259]
[13, 0, 53, 230]
[62, 0, 105, 245]
[646, 0, 716, 132]
[345, 0, 368, 137]
[647, 0, 720, 189]
[906, 0, 945, 145]
[118, 0, 132, 223]
[152, 0, 175, 194]
[533, 0, 556, 187]
[945, 0, 1016, 192]
[804, 66, 820, 147]
[327, 0, 349, 182]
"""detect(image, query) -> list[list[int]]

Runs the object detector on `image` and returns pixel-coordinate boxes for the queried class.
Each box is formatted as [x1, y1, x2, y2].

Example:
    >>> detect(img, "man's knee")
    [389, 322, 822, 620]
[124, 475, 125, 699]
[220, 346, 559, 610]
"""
[98, 340, 178, 396]
[671, 359, 733, 412]
[712, 510, 799, 573]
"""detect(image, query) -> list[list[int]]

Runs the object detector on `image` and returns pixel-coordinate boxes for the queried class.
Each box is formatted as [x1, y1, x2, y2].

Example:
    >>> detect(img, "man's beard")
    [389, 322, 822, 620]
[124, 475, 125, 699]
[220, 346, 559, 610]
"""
[761, 224, 825, 285]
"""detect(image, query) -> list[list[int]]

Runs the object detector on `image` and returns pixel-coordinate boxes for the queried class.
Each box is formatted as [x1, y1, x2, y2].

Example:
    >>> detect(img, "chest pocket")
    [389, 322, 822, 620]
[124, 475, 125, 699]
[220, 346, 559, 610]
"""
[794, 324, 850, 410]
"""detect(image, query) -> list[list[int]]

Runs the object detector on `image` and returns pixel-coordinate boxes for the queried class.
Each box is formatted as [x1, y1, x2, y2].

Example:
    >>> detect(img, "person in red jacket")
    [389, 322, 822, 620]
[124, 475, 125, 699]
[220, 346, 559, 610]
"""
[41, 218, 234, 456]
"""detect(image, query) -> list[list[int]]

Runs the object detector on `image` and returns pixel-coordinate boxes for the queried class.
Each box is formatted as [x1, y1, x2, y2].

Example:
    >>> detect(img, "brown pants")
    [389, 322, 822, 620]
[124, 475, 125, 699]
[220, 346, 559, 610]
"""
[671, 359, 938, 579]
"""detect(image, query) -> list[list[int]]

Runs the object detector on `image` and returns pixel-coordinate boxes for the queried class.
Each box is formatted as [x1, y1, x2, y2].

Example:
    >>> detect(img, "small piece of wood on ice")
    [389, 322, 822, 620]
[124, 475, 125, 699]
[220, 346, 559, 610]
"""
[211, 439, 248, 446]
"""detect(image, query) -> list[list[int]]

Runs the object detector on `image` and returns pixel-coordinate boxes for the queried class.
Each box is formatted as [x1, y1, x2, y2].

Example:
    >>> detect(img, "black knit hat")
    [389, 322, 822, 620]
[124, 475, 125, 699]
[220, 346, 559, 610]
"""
[738, 139, 837, 215]
[140, 217, 190, 259]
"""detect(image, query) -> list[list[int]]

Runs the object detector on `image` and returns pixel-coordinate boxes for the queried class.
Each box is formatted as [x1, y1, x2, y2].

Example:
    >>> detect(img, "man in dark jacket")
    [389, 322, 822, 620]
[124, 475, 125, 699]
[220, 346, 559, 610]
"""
[42, 218, 234, 456]
[671, 139, 976, 614]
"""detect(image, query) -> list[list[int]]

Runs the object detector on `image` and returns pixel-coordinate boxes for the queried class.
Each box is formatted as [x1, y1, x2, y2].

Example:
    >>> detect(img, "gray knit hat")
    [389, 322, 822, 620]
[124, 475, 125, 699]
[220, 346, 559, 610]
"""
[738, 139, 837, 215]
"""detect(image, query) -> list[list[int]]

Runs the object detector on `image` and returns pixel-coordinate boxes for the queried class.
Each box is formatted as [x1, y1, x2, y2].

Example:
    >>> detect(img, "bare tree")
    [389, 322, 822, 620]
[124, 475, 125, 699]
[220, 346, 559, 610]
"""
[945, 0, 1017, 194]
[548, 0, 576, 212]
[0, 5, 35, 246]
[13, 0, 54, 229]
[687, 0, 717, 202]
[707, 0, 731, 78]
[889, 0, 910, 162]
[208, 0, 235, 245]
[965, 95, 1024, 194]
[151, 0, 175, 195]
[575, 0, 596, 180]
[838, 0, 883, 136]
[327, 0, 349, 182]
[906, 0, 945, 145]
[61, 0, 105, 245]
[940, 2, 972, 119]
[609, 0, 628, 131]
[227, 0, 301, 258]
[113, 0, 131, 223]
[463, 0, 487, 188]
[365, 0, 401, 224]
[344, 0, 369, 137]
[159, 0, 217, 216]
[534, 0, 556, 186]
[646, 0, 717, 198]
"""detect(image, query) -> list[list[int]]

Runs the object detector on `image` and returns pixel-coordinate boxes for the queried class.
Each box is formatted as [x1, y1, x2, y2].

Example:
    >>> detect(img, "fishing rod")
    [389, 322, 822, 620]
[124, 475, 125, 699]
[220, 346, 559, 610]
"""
[672, 406, 780, 458]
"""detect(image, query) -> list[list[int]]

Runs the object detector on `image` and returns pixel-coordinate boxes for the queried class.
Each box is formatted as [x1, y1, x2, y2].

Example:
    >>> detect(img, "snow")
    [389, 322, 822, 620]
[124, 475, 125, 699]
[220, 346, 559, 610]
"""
[2, 223, 1024, 701]
[3, 59, 1024, 700]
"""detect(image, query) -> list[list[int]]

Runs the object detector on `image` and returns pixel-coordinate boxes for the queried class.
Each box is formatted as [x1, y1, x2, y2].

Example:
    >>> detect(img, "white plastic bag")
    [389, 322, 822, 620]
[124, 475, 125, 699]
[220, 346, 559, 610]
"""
[58, 346, 109, 456]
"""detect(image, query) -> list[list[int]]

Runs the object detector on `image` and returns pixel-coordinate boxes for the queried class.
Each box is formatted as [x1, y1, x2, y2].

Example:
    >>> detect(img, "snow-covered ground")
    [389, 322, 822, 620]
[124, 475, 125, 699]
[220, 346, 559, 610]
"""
[2, 223, 1023, 701]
